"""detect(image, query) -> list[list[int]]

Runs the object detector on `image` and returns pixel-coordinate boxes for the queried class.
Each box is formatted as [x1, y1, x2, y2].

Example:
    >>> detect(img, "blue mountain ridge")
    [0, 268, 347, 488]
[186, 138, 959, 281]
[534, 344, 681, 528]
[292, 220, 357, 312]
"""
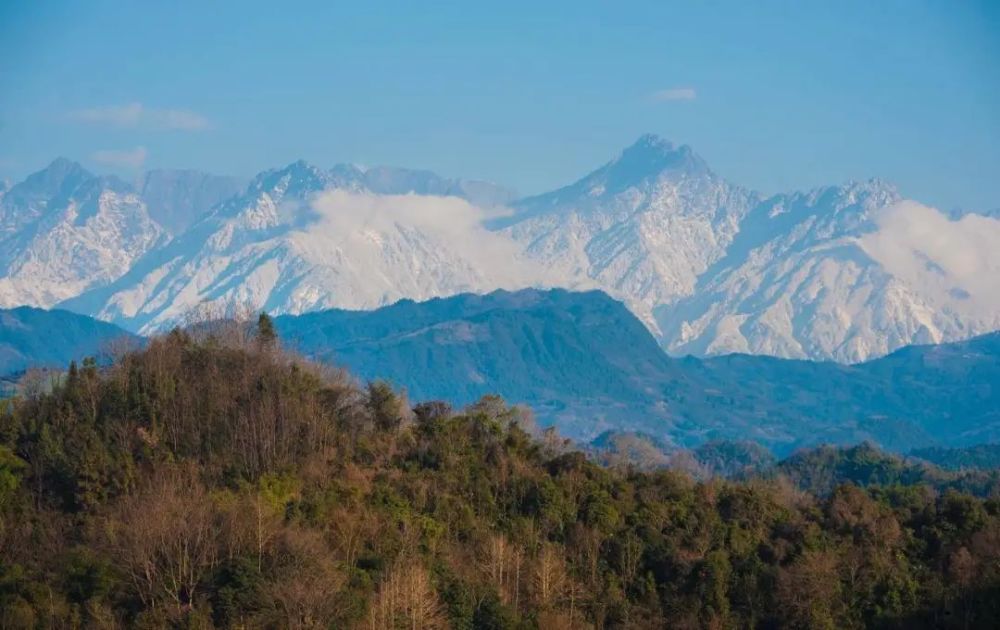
[273, 288, 999, 455]
[0, 306, 139, 375]
[2, 290, 996, 456]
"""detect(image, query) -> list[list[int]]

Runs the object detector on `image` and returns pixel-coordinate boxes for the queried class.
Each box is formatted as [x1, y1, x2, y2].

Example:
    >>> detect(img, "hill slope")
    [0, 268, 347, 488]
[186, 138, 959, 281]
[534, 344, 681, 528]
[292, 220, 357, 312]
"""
[6, 290, 996, 453]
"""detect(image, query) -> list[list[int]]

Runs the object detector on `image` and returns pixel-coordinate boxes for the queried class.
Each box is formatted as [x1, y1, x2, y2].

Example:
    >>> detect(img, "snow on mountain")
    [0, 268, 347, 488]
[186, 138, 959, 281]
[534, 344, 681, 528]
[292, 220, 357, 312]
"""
[0, 158, 93, 239]
[7, 139, 998, 362]
[0, 159, 166, 309]
[139, 169, 246, 234]
[496, 136, 999, 361]
[493, 135, 759, 333]
[62, 161, 558, 334]
[653, 183, 1000, 362]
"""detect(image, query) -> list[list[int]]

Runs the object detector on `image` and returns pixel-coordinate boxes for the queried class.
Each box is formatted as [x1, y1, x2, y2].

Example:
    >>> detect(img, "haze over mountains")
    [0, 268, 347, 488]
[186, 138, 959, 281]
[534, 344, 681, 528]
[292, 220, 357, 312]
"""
[1, 135, 997, 362]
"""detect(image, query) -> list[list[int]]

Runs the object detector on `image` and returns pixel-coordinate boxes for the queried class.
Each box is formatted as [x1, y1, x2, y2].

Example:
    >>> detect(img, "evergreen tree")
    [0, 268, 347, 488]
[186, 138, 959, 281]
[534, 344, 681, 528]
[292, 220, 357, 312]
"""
[256, 312, 277, 350]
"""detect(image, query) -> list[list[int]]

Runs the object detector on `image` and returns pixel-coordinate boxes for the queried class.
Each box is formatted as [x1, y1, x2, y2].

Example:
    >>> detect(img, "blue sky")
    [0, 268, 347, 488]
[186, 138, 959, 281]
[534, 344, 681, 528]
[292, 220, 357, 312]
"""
[1, 0, 997, 211]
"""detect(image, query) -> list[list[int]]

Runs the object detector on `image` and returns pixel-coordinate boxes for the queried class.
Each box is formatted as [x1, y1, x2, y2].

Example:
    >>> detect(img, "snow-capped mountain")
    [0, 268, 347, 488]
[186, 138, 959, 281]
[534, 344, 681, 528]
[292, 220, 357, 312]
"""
[0, 159, 166, 308]
[5, 138, 998, 362]
[345, 135, 996, 363]
[493, 134, 758, 333]
[61, 161, 556, 334]
[653, 181, 934, 362]
[496, 136, 999, 361]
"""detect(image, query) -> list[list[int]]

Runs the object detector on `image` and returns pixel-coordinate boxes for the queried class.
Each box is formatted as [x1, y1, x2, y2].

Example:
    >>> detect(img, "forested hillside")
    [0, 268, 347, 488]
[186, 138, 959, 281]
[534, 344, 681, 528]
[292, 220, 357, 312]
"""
[1, 323, 998, 628]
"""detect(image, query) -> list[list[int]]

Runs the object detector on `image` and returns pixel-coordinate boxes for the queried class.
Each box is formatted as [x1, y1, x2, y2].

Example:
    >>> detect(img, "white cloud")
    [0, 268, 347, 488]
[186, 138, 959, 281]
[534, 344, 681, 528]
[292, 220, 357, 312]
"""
[91, 146, 148, 170]
[650, 87, 697, 102]
[302, 190, 574, 289]
[69, 103, 209, 131]
[859, 200, 1000, 313]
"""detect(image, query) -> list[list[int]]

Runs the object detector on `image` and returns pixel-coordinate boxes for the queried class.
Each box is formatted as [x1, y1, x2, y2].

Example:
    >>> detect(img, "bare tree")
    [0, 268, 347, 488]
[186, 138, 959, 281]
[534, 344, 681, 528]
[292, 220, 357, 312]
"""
[103, 468, 232, 615]
[367, 562, 447, 630]
[264, 527, 344, 629]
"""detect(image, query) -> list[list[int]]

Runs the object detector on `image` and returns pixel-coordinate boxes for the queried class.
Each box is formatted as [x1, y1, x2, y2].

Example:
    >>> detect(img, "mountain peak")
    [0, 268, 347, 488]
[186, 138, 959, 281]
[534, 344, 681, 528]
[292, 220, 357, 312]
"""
[4, 158, 94, 206]
[630, 133, 679, 153]
[614, 134, 708, 176]
[40, 157, 93, 185]
[500, 135, 724, 225]
[46, 157, 89, 175]
[249, 160, 332, 197]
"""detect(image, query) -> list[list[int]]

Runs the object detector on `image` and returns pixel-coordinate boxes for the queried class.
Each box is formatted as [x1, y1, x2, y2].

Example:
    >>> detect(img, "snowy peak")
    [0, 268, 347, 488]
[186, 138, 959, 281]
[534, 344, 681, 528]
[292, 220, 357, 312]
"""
[495, 136, 756, 334]
[359, 165, 516, 208]
[739, 179, 902, 247]
[0, 163, 165, 309]
[608, 133, 710, 184]
[23, 158, 94, 197]
[0, 159, 95, 232]
[246, 160, 347, 200]
[230, 160, 514, 216]
[518, 134, 713, 210]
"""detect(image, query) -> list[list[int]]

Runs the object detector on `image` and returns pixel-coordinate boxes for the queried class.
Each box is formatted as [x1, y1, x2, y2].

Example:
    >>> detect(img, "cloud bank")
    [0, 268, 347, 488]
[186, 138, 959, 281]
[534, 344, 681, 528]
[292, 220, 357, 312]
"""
[70, 103, 209, 131]
[302, 190, 563, 288]
[859, 200, 1000, 313]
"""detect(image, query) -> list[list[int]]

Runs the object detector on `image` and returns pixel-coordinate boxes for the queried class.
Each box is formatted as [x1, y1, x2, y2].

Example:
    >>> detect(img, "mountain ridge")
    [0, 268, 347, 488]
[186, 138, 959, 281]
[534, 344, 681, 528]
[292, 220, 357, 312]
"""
[273, 288, 999, 453]
[1, 137, 997, 362]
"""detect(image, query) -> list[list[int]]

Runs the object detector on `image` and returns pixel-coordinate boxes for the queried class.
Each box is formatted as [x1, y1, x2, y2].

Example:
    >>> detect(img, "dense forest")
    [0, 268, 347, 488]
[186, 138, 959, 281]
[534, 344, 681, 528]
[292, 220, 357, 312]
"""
[1, 319, 999, 628]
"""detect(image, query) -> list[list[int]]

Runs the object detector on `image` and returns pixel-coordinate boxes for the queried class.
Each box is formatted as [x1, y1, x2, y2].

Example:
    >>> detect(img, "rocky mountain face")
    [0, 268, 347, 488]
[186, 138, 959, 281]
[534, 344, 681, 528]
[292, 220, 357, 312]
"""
[0, 159, 166, 309]
[656, 181, 914, 361]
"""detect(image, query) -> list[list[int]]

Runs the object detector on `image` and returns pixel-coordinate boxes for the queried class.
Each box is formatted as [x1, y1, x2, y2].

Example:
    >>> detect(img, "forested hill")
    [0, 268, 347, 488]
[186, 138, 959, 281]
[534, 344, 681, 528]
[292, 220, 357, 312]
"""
[1, 326, 999, 627]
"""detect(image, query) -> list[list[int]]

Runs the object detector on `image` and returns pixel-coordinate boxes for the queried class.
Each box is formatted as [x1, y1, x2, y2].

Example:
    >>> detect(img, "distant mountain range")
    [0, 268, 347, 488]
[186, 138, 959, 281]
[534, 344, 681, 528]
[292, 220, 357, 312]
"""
[1, 136, 997, 362]
[273, 289, 999, 454]
[3, 289, 997, 453]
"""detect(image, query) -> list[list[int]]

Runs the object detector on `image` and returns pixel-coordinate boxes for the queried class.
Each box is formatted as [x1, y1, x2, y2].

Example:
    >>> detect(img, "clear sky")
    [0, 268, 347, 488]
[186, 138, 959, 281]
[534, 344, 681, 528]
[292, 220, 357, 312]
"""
[1, 0, 998, 212]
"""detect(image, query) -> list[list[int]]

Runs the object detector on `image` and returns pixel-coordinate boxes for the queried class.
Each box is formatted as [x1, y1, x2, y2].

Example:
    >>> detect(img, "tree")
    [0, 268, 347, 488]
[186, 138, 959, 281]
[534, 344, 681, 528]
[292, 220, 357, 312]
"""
[368, 381, 409, 432]
[256, 312, 278, 351]
[103, 470, 229, 615]
[367, 563, 447, 630]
